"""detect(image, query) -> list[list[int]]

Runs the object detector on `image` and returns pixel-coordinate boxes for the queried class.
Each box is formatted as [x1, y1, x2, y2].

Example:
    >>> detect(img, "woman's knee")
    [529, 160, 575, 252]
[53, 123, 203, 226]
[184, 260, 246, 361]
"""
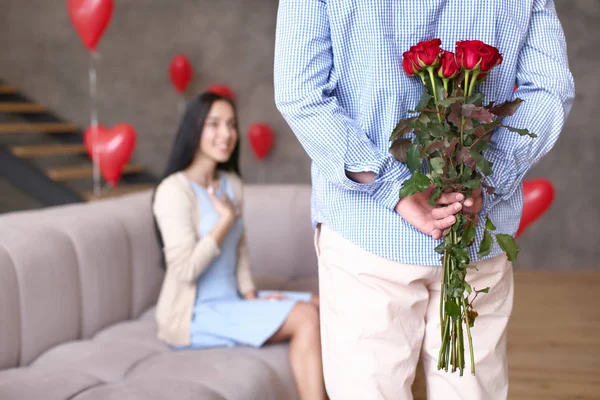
[291, 302, 320, 338]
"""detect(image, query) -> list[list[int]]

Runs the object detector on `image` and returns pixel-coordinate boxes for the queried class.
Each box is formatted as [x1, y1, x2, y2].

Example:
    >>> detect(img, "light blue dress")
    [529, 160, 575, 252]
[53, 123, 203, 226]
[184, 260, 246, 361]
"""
[183, 172, 312, 349]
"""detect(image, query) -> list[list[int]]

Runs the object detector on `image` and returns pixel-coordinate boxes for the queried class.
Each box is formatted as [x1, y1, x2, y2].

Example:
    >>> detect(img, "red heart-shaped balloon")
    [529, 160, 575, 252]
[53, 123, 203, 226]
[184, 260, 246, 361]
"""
[67, 0, 114, 51]
[169, 55, 193, 93]
[208, 84, 235, 102]
[84, 123, 137, 187]
[248, 123, 274, 161]
[516, 179, 555, 238]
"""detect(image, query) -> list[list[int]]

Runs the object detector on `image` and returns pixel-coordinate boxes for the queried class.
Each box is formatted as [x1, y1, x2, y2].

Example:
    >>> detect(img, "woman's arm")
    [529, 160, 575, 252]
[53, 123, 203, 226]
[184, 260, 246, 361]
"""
[153, 179, 225, 284]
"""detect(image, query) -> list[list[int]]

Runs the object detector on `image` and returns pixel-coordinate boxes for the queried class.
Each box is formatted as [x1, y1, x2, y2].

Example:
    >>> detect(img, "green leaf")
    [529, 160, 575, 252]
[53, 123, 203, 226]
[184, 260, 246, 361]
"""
[428, 187, 442, 207]
[462, 222, 476, 246]
[435, 80, 445, 103]
[461, 165, 474, 180]
[496, 233, 520, 261]
[435, 96, 466, 108]
[490, 98, 523, 117]
[419, 113, 431, 124]
[389, 119, 414, 141]
[427, 123, 448, 138]
[485, 216, 497, 231]
[471, 139, 489, 153]
[445, 301, 461, 320]
[451, 245, 469, 266]
[502, 125, 537, 138]
[416, 92, 433, 111]
[464, 281, 472, 295]
[399, 172, 431, 197]
[476, 287, 490, 294]
[477, 230, 493, 258]
[434, 241, 446, 254]
[466, 93, 485, 105]
[389, 139, 412, 162]
[470, 151, 492, 176]
[430, 157, 445, 174]
[463, 179, 481, 189]
[407, 145, 422, 173]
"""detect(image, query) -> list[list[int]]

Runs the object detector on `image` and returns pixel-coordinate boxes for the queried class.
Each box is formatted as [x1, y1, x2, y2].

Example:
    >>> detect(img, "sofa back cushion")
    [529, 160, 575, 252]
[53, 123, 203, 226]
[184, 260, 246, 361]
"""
[0, 224, 81, 366]
[243, 185, 316, 280]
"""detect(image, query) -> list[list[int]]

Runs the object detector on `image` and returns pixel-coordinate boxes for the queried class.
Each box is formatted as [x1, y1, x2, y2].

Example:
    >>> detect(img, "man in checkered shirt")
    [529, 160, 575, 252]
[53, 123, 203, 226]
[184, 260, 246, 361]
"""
[274, 1, 574, 398]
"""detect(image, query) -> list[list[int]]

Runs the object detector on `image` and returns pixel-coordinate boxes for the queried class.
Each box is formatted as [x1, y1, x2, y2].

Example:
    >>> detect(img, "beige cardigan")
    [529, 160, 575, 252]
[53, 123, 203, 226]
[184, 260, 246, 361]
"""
[152, 171, 256, 346]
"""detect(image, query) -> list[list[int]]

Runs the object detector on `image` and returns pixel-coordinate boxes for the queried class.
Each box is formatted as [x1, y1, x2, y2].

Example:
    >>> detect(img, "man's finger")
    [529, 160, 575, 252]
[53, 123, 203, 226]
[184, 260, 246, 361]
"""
[430, 228, 442, 240]
[433, 215, 456, 230]
[431, 202, 462, 219]
[436, 192, 464, 205]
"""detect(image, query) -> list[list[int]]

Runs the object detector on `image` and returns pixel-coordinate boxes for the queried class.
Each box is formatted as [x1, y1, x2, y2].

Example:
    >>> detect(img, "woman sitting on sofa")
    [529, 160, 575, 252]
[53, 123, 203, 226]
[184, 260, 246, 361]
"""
[152, 91, 326, 400]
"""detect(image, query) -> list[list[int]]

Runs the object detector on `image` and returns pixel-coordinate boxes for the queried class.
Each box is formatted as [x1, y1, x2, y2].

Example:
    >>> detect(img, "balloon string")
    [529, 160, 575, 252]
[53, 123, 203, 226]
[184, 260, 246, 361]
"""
[177, 96, 186, 115]
[89, 52, 101, 197]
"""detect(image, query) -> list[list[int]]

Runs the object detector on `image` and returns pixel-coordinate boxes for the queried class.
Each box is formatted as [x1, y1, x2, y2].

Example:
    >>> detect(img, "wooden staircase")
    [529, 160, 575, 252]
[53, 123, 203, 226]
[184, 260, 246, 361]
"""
[0, 81, 157, 207]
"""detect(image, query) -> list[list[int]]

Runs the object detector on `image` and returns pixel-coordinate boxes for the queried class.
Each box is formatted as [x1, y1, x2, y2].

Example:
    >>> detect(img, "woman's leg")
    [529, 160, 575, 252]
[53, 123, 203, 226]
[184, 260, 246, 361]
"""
[267, 302, 327, 400]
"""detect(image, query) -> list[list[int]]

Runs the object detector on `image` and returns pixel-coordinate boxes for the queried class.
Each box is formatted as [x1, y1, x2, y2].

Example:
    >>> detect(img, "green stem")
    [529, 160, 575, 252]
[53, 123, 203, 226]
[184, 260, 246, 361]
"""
[459, 70, 471, 176]
[443, 78, 449, 95]
[437, 315, 450, 370]
[427, 67, 443, 123]
[468, 68, 479, 97]
[462, 296, 476, 375]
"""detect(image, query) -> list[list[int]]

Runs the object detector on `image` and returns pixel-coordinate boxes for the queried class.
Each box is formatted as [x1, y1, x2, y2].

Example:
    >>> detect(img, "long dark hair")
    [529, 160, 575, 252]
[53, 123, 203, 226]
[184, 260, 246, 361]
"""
[152, 91, 241, 269]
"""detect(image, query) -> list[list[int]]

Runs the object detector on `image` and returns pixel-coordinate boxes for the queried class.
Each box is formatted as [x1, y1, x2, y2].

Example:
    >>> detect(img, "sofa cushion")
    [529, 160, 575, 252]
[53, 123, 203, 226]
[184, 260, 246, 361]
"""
[31, 340, 159, 383]
[0, 225, 81, 366]
[0, 246, 20, 370]
[0, 368, 101, 400]
[127, 349, 288, 400]
[85, 192, 164, 318]
[71, 377, 227, 400]
[232, 344, 297, 400]
[93, 318, 169, 353]
[51, 207, 132, 339]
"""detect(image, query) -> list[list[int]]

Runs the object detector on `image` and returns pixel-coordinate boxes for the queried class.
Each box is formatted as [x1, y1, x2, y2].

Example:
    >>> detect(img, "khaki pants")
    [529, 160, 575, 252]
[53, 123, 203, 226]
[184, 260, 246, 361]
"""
[315, 224, 513, 400]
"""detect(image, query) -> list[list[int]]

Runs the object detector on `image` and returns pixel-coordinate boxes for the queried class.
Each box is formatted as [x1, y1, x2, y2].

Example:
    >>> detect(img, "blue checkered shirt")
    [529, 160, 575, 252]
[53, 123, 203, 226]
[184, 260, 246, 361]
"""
[274, 0, 575, 266]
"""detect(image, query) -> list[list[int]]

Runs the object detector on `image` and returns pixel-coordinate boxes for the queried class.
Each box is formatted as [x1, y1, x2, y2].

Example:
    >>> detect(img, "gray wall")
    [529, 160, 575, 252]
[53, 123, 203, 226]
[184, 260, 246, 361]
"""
[0, 0, 598, 269]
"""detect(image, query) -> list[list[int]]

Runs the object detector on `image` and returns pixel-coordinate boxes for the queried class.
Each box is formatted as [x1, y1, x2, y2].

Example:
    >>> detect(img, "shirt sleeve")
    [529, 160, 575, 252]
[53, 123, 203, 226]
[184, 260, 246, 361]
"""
[482, 0, 575, 212]
[273, 0, 411, 211]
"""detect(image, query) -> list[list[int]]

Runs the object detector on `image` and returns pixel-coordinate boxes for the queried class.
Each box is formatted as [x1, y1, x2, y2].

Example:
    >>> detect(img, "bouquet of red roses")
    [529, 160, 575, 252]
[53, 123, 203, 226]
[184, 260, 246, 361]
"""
[391, 39, 535, 375]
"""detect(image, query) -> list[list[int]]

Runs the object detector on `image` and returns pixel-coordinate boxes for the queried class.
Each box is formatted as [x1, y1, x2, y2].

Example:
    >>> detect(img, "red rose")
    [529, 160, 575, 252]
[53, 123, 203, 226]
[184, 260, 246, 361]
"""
[410, 38, 442, 68]
[402, 50, 422, 76]
[456, 40, 502, 72]
[437, 51, 460, 79]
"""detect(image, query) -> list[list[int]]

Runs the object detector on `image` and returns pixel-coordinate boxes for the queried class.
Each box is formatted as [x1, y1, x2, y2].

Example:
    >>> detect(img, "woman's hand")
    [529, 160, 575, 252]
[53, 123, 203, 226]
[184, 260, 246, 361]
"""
[261, 293, 288, 301]
[207, 186, 239, 246]
[207, 186, 239, 221]
[243, 290, 258, 300]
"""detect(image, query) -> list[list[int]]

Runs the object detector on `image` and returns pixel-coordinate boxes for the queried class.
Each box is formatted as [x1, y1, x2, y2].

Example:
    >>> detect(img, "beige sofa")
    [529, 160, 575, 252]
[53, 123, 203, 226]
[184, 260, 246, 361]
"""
[0, 184, 318, 400]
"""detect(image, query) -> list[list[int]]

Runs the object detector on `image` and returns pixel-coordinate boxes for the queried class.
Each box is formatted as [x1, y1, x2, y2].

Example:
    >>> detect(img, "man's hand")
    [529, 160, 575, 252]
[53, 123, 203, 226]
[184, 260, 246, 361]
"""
[346, 171, 376, 184]
[463, 188, 483, 225]
[395, 185, 482, 240]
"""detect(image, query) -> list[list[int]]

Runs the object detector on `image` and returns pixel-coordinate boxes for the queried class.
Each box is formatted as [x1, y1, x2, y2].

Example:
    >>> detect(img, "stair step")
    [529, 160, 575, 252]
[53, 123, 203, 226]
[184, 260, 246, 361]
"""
[0, 122, 80, 134]
[46, 163, 144, 181]
[10, 143, 86, 157]
[82, 184, 155, 201]
[0, 102, 48, 113]
[0, 84, 18, 94]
